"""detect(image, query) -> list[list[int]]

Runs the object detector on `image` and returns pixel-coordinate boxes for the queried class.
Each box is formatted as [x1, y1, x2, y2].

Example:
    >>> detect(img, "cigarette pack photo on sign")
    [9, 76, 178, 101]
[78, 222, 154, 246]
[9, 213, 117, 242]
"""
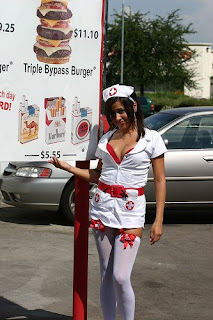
[71, 96, 92, 145]
[18, 95, 40, 144]
[45, 96, 66, 144]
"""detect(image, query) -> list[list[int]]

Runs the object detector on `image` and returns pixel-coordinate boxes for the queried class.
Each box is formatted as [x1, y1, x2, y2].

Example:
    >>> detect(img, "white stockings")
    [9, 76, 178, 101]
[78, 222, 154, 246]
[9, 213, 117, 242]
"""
[93, 227, 140, 320]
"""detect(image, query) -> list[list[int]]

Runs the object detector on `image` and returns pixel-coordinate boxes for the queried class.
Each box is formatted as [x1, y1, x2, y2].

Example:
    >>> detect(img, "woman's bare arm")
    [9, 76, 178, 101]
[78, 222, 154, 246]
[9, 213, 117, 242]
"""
[49, 157, 102, 184]
[150, 154, 166, 245]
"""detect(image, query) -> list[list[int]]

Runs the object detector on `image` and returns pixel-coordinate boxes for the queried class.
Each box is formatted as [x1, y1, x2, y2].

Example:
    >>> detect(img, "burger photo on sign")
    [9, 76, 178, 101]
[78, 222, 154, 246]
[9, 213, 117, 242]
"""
[33, 0, 73, 64]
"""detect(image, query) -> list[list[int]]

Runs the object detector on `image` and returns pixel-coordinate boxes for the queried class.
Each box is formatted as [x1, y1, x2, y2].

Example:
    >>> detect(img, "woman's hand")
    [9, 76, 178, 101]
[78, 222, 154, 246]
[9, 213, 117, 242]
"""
[150, 221, 163, 245]
[49, 157, 72, 172]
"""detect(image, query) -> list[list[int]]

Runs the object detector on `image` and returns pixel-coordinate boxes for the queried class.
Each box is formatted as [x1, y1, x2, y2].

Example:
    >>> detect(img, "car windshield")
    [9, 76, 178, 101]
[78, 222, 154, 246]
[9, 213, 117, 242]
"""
[144, 112, 180, 131]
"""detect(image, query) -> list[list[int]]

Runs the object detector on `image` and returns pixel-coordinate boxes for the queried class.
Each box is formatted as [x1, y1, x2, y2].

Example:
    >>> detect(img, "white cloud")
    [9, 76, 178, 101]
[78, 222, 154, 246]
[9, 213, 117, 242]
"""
[185, 0, 213, 43]
[108, 0, 213, 44]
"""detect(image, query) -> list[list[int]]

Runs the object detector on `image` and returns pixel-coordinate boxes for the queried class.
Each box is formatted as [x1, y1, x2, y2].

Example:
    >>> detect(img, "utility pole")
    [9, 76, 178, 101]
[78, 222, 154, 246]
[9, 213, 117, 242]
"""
[120, 0, 124, 84]
[103, 0, 108, 89]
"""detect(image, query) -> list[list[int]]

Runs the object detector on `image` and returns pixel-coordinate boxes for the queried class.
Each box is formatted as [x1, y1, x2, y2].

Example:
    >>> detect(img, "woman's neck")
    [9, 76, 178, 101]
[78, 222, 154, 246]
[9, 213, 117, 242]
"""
[116, 127, 138, 139]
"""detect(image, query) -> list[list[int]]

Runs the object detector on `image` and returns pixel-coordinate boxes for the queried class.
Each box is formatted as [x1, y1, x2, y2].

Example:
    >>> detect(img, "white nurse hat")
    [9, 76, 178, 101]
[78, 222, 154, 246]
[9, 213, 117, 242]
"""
[103, 84, 135, 102]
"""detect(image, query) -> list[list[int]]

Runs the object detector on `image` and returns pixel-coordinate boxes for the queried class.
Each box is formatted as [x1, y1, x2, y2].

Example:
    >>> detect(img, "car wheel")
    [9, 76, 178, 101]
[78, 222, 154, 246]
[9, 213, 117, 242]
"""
[60, 179, 97, 225]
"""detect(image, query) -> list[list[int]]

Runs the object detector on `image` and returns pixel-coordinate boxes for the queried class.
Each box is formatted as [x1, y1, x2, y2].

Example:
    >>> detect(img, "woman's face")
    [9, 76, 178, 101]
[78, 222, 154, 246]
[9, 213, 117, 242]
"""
[110, 100, 129, 130]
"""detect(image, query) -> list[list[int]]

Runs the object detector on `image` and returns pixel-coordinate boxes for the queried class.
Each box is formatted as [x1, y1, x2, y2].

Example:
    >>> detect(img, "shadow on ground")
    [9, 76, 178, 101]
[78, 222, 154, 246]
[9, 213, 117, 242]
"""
[0, 296, 72, 320]
[0, 205, 71, 226]
[146, 207, 213, 224]
[0, 203, 212, 226]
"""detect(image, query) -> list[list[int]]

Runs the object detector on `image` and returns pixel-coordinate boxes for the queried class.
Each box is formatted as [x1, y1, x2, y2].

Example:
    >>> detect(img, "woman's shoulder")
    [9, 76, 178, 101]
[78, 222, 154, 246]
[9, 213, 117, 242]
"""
[144, 127, 167, 155]
[144, 127, 161, 139]
[99, 129, 116, 143]
[142, 128, 164, 146]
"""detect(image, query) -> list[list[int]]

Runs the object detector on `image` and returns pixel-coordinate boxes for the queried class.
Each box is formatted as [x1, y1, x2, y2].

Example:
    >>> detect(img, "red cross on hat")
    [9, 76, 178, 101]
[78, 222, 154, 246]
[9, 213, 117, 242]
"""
[103, 84, 135, 102]
[109, 87, 117, 96]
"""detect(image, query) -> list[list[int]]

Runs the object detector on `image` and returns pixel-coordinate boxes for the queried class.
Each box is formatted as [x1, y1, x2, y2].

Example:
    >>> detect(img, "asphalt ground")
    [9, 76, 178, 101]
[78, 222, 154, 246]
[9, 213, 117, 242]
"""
[0, 201, 213, 320]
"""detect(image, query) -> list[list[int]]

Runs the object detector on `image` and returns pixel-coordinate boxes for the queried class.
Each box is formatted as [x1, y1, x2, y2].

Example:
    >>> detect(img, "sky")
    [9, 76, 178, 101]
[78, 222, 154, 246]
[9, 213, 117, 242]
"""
[108, 0, 213, 45]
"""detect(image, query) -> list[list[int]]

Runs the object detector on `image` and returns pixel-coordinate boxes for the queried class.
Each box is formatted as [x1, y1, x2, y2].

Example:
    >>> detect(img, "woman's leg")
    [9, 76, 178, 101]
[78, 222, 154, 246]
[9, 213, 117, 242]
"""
[113, 231, 141, 320]
[93, 227, 117, 320]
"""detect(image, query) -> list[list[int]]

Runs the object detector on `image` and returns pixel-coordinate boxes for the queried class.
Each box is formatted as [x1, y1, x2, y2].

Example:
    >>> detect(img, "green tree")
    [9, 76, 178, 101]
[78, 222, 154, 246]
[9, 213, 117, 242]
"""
[106, 9, 196, 94]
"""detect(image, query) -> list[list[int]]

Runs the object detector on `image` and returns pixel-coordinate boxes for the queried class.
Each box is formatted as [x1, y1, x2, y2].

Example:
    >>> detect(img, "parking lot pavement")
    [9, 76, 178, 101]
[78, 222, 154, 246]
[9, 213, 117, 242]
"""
[0, 202, 213, 320]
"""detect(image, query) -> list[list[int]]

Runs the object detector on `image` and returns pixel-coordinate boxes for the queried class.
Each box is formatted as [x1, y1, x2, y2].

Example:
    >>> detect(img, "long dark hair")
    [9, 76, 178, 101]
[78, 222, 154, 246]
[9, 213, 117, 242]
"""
[104, 91, 145, 141]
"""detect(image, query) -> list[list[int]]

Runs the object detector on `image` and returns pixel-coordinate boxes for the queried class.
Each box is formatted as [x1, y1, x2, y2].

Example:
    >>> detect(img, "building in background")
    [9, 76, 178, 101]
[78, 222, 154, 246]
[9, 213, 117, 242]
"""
[184, 43, 213, 99]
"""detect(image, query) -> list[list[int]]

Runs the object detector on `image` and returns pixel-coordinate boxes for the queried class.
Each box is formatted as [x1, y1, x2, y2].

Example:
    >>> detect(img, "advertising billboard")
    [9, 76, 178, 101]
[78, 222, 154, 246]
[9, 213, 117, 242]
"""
[0, 0, 104, 161]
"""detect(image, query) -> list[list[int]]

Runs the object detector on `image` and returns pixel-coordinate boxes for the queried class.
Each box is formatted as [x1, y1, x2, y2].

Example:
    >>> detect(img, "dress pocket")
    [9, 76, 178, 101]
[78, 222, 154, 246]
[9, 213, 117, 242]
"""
[121, 194, 146, 216]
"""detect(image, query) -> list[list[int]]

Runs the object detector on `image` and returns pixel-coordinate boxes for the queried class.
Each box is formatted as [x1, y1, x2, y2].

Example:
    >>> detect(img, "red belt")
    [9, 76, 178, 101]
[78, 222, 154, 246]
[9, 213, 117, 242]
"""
[98, 180, 144, 198]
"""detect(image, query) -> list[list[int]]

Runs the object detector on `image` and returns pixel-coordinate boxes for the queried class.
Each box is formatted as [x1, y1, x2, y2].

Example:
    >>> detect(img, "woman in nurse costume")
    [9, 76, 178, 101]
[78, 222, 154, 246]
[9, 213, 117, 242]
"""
[50, 84, 167, 320]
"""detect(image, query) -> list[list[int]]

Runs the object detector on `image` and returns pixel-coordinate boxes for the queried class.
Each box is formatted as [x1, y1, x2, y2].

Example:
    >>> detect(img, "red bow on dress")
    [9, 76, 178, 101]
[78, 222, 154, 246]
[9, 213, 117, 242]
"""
[120, 229, 136, 249]
[90, 219, 106, 232]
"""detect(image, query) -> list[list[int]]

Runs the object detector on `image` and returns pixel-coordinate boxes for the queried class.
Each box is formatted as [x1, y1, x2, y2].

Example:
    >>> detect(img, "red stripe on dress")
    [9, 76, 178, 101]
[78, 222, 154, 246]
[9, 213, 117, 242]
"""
[107, 143, 133, 164]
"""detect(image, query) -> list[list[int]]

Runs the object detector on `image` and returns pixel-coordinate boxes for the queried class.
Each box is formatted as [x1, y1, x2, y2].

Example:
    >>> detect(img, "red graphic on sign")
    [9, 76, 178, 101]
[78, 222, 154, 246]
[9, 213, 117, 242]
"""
[0, 101, 12, 110]
[109, 87, 117, 96]
[0, 90, 15, 111]
[76, 120, 90, 139]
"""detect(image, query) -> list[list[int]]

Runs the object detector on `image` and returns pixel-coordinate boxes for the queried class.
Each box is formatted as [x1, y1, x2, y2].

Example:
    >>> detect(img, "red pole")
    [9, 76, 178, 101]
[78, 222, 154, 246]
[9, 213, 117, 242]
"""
[73, 161, 90, 320]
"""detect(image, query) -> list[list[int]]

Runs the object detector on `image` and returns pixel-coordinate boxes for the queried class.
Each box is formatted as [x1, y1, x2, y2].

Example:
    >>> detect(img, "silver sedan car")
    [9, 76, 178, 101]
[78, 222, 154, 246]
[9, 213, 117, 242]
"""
[1, 106, 213, 224]
[145, 106, 213, 206]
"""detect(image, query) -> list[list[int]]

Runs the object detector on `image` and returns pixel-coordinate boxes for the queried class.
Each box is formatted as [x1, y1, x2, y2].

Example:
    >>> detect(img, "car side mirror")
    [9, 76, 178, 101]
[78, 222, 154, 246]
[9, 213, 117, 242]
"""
[164, 139, 168, 146]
